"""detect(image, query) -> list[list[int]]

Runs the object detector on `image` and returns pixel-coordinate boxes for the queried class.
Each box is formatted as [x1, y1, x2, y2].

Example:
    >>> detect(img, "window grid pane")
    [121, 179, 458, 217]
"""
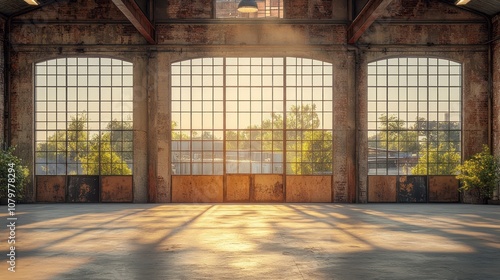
[367, 58, 462, 175]
[35, 58, 133, 175]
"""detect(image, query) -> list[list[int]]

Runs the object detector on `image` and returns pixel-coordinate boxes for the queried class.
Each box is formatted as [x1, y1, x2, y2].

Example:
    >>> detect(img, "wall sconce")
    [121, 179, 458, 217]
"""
[238, 0, 258, 13]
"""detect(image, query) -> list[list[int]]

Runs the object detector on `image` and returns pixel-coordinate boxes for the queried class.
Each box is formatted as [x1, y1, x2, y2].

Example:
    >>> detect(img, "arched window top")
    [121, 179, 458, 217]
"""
[36, 57, 132, 67]
[172, 57, 332, 67]
[368, 57, 461, 67]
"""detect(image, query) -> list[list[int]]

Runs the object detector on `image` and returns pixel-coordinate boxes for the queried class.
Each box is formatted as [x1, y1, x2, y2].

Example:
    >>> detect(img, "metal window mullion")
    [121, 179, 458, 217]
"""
[64, 58, 69, 175]
[433, 59, 439, 175]
[98, 58, 102, 176]
[77, 59, 81, 175]
[200, 61, 204, 174]
[236, 59, 240, 173]
[425, 59, 430, 175]
[283, 57, 287, 176]
[377, 62, 384, 175]
[189, 61, 193, 175]
[223, 58, 227, 176]
[209, 60, 215, 175]
[385, 63, 389, 175]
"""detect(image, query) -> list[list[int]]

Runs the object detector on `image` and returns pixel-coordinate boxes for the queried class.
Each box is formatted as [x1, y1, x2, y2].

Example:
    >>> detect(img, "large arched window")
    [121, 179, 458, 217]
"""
[35, 58, 133, 175]
[171, 57, 333, 175]
[367, 57, 462, 175]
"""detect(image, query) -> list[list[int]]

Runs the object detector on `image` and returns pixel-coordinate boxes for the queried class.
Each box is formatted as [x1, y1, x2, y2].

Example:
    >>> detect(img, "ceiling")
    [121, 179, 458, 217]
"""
[440, 0, 500, 16]
[0, 0, 499, 19]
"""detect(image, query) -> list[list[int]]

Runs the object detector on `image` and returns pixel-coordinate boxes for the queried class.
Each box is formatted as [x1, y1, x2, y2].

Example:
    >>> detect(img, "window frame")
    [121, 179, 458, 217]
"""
[367, 57, 462, 176]
[34, 57, 134, 176]
[171, 56, 334, 176]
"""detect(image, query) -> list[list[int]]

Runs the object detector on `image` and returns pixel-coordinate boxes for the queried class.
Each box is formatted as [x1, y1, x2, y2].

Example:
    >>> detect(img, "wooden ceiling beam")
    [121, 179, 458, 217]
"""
[112, 0, 156, 44]
[347, 0, 393, 44]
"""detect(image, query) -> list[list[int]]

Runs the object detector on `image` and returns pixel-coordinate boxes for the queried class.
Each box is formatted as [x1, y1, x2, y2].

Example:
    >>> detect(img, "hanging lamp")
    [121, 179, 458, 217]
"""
[237, 0, 258, 13]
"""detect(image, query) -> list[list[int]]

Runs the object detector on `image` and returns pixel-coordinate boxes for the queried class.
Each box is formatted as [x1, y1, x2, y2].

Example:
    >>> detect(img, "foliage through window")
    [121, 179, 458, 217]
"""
[171, 57, 333, 175]
[216, 0, 283, 19]
[367, 58, 462, 175]
[35, 58, 133, 175]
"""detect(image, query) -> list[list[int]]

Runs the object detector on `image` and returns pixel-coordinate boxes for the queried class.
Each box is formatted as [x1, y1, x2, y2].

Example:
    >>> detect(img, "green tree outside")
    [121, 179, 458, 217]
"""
[291, 130, 333, 175]
[81, 132, 132, 175]
[37, 113, 132, 175]
[370, 114, 462, 175]
[412, 142, 461, 175]
[171, 104, 333, 175]
[375, 114, 420, 154]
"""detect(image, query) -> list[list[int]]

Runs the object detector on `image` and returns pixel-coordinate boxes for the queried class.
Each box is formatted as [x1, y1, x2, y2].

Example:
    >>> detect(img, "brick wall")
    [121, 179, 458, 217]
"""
[355, 0, 490, 202]
[493, 15, 500, 157]
[5, 0, 493, 203]
[0, 18, 4, 147]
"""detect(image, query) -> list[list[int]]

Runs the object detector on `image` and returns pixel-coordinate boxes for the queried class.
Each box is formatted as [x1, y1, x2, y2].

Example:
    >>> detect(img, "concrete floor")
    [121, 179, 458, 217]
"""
[1, 204, 499, 280]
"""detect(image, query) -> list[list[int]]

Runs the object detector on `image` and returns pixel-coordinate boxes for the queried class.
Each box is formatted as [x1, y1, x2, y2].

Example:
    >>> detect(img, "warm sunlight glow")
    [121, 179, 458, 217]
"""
[171, 57, 334, 176]
[455, 0, 471, 5]
[24, 0, 39, 5]
[5, 204, 498, 279]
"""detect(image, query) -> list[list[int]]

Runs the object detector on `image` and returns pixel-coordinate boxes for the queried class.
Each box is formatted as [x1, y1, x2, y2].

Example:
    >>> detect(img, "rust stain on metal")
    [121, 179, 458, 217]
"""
[429, 176, 459, 202]
[172, 176, 223, 202]
[101, 176, 133, 202]
[368, 176, 397, 202]
[226, 175, 251, 202]
[36, 176, 66, 202]
[67, 176, 99, 203]
[157, 176, 170, 203]
[253, 175, 284, 202]
[398, 176, 427, 203]
[286, 176, 332, 202]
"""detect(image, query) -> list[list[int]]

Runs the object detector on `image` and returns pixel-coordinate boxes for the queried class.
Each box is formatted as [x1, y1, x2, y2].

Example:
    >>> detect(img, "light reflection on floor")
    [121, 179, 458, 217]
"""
[1, 204, 499, 279]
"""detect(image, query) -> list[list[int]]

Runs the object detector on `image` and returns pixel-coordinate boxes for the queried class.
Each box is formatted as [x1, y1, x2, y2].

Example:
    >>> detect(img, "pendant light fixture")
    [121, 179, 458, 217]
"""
[238, 0, 258, 13]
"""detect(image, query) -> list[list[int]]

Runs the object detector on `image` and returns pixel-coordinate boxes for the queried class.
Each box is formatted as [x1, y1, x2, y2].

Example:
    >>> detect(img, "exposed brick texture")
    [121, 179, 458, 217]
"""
[285, 0, 309, 19]
[4, 0, 493, 203]
[165, 0, 212, 19]
[156, 24, 346, 45]
[359, 24, 488, 45]
[381, 0, 484, 21]
[15, 0, 128, 21]
[493, 15, 500, 158]
[0, 18, 4, 146]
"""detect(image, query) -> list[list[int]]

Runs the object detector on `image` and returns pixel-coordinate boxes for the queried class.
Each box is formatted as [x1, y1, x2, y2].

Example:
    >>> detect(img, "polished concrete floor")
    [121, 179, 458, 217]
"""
[1, 203, 499, 279]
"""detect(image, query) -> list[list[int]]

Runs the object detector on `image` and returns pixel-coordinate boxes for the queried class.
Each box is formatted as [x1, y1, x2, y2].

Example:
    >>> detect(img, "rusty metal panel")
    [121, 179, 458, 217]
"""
[36, 176, 66, 202]
[101, 176, 133, 203]
[172, 176, 223, 203]
[286, 176, 332, 202]
[226, 175, 251, 202]
[398, 176, 427, 203]
[429, 176, 459, 202]
[67, 176, 100, 203]
[253, 175, 284, 202]
[368, 176, 397, 202]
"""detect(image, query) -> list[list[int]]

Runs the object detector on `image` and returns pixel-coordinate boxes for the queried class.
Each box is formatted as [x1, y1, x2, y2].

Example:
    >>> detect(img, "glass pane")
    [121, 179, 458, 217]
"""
[367, 57, 462, 175]
[35, 58, 133, 175]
